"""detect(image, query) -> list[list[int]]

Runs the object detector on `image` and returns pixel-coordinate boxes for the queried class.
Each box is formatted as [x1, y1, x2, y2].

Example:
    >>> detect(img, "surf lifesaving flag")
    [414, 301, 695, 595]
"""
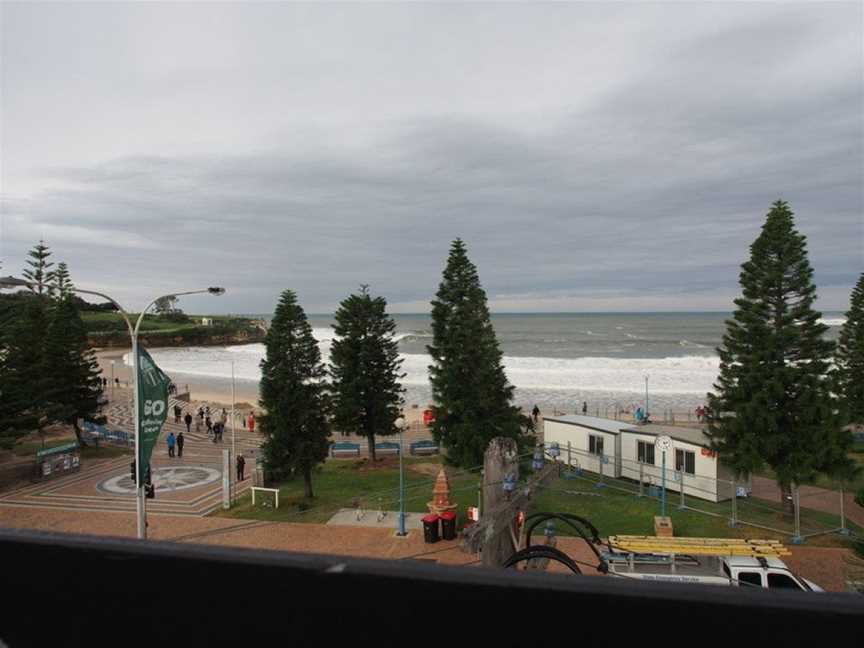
[137, 346, 171, 479]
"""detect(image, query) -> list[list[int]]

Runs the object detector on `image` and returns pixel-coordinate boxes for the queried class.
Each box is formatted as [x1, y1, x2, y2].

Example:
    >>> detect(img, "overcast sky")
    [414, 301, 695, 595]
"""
[1, 1, 861, 314]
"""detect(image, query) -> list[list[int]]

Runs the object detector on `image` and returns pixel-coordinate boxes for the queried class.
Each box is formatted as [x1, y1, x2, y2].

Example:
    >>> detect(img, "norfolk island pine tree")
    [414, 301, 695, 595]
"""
[22, 239, 55, 297]
[706, 200, 854, 511]
[427, 239, 529, 468]
[835, 273, 864, 427]
[43, 282, 105, 448]
[0, 294, 52, 449]
[259, 290, 331, 499]
[329, 285, 405, 462]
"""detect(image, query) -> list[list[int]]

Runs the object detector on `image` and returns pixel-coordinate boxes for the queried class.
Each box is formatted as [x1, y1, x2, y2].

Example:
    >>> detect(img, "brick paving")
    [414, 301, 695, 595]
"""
[0, 505, 852, 590]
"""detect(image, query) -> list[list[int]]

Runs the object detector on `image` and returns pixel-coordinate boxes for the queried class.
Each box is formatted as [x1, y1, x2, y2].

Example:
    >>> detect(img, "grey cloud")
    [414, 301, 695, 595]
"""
[1, 2, 861, 313]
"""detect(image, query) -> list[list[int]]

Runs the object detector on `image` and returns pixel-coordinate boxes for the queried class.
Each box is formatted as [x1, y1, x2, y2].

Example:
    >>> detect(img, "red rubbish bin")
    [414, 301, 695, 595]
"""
[439, 511, 457, 540]
[423, 409, 435, 426]
[422, 514, 440, 544]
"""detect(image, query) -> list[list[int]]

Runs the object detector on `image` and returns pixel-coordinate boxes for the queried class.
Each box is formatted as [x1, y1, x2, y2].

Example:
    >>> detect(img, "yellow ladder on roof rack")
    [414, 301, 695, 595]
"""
[608, 535, 791, 557]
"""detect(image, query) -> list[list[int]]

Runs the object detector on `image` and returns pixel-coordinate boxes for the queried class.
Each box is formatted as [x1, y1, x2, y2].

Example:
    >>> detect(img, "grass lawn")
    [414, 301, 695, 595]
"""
[11, 437, 77, 456]
[11, 436, 131, 461]
[215, 456, 482, 525]
[214, 456, 860, 548]
[82, 311, 256, 333]
[531, 470, 862, 548]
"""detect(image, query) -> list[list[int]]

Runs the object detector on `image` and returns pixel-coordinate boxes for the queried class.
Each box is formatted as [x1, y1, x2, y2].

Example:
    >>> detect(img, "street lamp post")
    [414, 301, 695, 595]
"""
[644, 374, 649, 421]
[230, 359, 236, 505]
[0, 276, 225, 539]
[394, 416, 407, 536]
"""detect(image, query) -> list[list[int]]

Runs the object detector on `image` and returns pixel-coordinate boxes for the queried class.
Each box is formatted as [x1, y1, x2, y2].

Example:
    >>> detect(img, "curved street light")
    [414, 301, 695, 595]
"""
[1, 276, 225, 539]
[394, 416, 407, 537]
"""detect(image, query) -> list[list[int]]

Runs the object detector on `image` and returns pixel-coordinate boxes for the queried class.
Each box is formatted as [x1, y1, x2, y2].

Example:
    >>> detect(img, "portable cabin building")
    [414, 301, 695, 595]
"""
[542, 416, 741, 502]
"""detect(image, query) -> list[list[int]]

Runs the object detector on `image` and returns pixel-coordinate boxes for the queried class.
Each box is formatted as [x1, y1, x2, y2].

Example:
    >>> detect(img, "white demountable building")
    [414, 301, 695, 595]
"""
[542, 415, 744, 502]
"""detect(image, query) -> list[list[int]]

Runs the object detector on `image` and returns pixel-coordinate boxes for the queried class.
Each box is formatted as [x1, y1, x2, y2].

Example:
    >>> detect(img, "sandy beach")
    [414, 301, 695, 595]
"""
[93, 347, 430, 425]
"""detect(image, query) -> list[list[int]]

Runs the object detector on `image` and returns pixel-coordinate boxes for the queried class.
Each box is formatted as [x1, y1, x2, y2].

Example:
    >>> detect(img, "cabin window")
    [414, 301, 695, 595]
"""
[767, 573, 802, 590]
[675, 449, 695, 475]
[637, 440, 655, 465]
[737, 572, 763, 587]
[589, 435, 604, 457]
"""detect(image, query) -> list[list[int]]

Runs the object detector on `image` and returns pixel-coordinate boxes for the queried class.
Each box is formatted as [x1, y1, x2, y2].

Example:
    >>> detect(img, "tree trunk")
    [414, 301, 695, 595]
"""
[71, 419, 90, 448]
[367, 434, 376, 462]
[303, 467, 314, 499]
[481, 437, 520, 567]
[780, 483, 794, 516]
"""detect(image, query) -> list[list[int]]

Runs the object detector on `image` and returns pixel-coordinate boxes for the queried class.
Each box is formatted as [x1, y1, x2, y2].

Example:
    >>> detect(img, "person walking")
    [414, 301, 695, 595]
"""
[248, 411, 256, 433]
[532, 405, 540, 423]
[184, 412, 192, 433]
[173, 404, 182, 424]
[205, 415, 213, 438]
[582, 401, 588, 415]
[196, 407, 204, 433]
[177, 431, 185, 458]
[236, 454, 246, 481]
[167, 432, 176, 458]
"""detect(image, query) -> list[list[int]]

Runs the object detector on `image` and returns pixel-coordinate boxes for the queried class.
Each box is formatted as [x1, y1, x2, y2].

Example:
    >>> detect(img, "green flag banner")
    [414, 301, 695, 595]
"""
[137, 345, 170, 479]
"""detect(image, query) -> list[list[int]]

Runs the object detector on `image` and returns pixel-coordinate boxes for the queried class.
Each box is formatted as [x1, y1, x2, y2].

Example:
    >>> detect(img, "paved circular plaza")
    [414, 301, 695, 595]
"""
[98, 466, 222, 495]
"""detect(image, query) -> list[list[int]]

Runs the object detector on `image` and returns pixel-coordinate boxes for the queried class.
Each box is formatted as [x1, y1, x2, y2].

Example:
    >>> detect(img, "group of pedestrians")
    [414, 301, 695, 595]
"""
[166, 430, 185, 457]
[164, 403, 258, 457]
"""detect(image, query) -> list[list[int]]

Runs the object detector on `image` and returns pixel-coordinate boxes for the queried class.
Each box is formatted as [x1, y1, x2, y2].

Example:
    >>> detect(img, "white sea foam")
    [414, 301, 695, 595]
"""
[141, 344, 720, 397]
[819, 318, 846, 327]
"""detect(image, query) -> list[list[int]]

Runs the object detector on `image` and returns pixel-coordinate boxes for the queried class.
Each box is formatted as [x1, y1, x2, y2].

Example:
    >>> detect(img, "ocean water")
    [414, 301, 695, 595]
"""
[140, 312, 845, 415]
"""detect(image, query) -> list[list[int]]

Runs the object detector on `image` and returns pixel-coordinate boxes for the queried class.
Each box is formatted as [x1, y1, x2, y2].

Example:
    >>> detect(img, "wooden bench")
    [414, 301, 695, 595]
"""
[375, 442, 401, 456]
[410, 440, 439, 456]
[330, 442, 361, 458]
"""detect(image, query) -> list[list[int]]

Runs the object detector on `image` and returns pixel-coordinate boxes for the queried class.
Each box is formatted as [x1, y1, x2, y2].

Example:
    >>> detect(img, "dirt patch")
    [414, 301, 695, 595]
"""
[342, 456, 403, 472]
[410, 462, 444, 477]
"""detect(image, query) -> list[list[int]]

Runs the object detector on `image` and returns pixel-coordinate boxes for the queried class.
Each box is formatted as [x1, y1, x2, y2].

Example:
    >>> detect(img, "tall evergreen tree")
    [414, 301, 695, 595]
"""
[835, 273, 864, 425]
[43, 295, 105, 447]
[428, 239, 527, 468]
[259, 290, 330, 498]
[22, 240, 55, 297]
[51, 262, 73, 299]
[706, 201, 853, 508]
[0, 295, 51, 448]
[330, 285, 405, 461]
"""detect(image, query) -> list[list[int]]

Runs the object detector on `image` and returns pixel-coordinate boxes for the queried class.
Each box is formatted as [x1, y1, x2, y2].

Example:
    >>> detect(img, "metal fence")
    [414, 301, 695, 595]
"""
[82, 422, 134, 447]
[544, 442, 856, 543]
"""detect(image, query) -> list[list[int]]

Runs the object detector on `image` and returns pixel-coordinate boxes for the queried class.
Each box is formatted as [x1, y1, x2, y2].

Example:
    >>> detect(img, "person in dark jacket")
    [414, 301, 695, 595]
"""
[236, 454, 246, 481]
[177, 431, 185, 458]
[184, 412, 192, 433]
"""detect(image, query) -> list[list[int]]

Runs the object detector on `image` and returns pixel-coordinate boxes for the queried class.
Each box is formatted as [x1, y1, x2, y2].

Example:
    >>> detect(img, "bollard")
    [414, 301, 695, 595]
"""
[791, 484, 803, 544]
[729, 480, 737, 528]
[840, 485, 850, 535]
